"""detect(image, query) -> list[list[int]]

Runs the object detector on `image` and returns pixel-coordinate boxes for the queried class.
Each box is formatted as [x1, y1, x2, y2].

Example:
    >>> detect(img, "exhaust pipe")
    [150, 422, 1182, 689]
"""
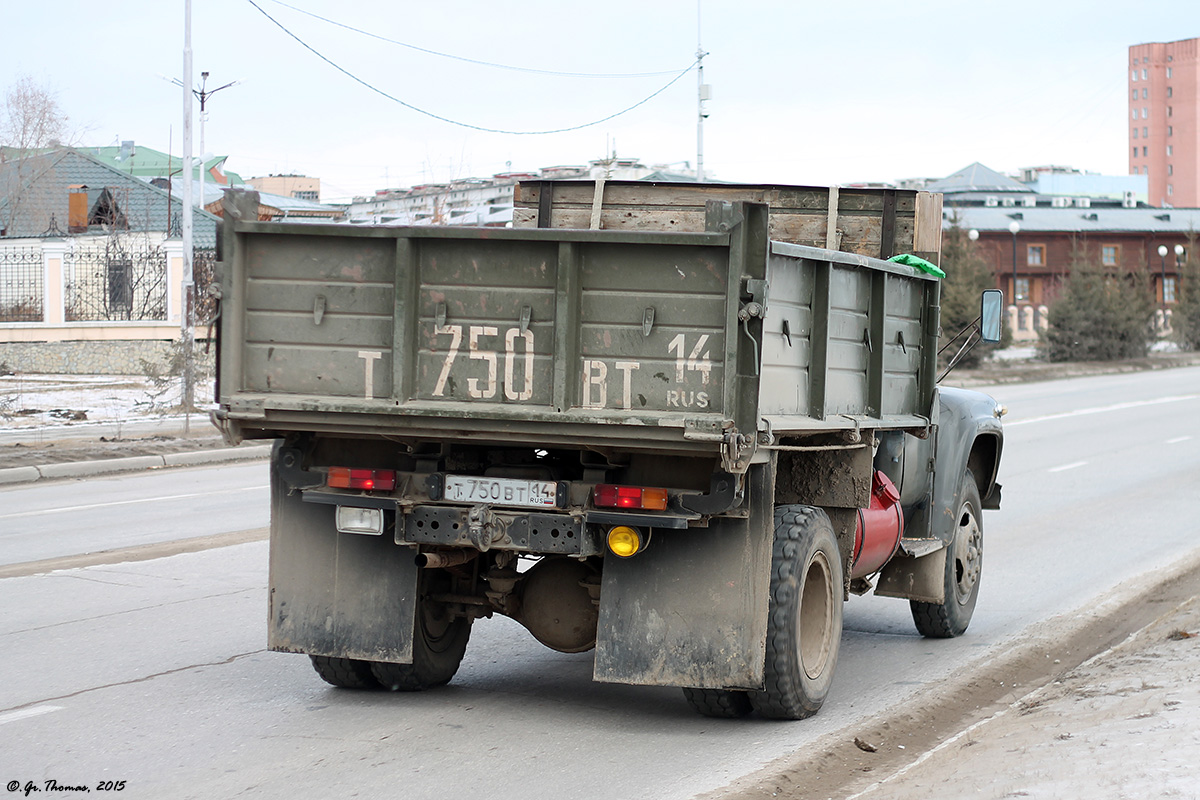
[415, 549, 478, 569]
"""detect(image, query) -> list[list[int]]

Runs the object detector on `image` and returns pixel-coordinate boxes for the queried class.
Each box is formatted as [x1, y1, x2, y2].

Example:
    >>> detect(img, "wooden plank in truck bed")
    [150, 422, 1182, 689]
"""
[513, 180, 943, 265]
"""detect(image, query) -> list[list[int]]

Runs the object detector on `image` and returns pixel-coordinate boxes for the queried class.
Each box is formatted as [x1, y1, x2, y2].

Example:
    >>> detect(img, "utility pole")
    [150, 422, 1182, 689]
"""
[181, 0, 194, 434]
[696, 2, 710, 182]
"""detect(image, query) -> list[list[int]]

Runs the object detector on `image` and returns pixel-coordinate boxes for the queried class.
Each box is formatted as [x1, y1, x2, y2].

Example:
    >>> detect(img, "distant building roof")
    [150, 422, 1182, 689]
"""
[86, 142, 245, 187]
[945, 205, 1200, 234]
[0, 147, 219, 245]
[927, 162, 1031, 195]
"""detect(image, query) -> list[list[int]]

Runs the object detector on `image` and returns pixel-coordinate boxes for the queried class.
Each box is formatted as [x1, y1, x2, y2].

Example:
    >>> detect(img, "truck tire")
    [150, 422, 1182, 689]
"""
[310, 655, 381, 689]
[911, 470, 983, 638]
[681, 687, 753, 718]
[749, 505, 844, 720]
[370, 571, 472, 691]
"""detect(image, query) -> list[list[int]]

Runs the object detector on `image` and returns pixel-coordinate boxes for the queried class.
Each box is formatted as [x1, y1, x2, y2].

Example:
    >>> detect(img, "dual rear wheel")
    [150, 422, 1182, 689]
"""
[310, 569, 471, 691]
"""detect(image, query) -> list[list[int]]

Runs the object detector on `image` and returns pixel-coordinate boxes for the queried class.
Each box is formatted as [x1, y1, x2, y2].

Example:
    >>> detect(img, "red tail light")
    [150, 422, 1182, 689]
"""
[593, 484, 669, 511]
[327, 467, 396, 491]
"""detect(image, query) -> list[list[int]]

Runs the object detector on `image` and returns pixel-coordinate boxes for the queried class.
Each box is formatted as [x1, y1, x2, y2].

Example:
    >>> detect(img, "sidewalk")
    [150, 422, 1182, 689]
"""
[0, 440, 272, 485]
[846, 593, 1200, 800]
[1, 374, 271, 484]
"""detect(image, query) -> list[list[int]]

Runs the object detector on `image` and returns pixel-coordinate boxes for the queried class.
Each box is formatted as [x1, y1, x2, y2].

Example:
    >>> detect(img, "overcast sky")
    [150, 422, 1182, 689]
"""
[4, 1, 1198, 202]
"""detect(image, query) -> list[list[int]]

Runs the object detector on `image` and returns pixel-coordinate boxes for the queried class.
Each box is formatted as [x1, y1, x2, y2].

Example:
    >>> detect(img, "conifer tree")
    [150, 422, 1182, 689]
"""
[939, 221, 1005, 367]
[1173, 232, 1200, 351]
[1043, 239, 1155, 361]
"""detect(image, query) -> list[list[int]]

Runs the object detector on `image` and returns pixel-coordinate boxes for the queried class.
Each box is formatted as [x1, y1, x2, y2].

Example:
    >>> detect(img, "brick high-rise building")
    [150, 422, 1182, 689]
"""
[1129, 38, 1198, 207]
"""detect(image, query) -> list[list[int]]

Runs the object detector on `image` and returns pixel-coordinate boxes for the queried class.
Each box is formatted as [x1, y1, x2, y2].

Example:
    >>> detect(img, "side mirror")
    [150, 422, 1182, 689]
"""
[980, 290, 1004, 343]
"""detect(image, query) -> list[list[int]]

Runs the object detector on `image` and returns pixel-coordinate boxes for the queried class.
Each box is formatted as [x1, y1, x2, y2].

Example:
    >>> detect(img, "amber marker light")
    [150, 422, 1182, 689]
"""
[607, 526, 644, 558]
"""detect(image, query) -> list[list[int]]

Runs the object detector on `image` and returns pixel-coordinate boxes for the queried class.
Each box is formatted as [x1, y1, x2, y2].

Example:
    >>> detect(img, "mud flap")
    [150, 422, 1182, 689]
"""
[267, 451, 419, 663]
[593, 462, 773, 690]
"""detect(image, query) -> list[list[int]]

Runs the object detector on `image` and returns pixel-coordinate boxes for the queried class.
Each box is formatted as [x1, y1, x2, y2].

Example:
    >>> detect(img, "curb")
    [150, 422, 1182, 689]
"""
[0, 444, 273, 486]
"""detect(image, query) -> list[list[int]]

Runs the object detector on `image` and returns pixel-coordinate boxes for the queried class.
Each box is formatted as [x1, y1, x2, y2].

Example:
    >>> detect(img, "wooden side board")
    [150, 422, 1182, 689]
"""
[513, 180, 943, 265]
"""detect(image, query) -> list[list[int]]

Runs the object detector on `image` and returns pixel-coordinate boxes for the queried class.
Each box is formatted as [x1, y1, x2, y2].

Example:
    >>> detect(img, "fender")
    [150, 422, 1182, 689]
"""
[933, 386, 1004, 538]
[876, 387, 1003, 603]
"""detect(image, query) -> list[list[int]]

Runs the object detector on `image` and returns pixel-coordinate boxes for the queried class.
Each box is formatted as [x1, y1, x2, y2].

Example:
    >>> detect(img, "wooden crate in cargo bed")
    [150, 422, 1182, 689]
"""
[513, 180, 943, 264]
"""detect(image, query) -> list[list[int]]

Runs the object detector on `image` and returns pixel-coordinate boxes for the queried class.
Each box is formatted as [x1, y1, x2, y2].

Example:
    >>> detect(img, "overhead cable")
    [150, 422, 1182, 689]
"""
[246, 0, 698, 135]
[262, 0, 688, 78]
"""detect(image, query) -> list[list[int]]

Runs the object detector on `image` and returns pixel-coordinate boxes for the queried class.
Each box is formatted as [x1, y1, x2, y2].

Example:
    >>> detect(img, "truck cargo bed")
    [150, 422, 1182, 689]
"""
[216, 195, 939, 468]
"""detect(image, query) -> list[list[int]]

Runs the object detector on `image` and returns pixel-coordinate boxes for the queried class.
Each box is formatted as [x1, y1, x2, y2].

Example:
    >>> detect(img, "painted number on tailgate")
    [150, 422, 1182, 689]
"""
[581, 333, 712, 410]
[433, 324, 535, 401]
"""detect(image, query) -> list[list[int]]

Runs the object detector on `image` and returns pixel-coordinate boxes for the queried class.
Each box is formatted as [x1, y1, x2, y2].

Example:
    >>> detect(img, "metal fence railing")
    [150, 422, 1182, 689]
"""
[64, 237, 168, 322]
[0, 247, 44, 322]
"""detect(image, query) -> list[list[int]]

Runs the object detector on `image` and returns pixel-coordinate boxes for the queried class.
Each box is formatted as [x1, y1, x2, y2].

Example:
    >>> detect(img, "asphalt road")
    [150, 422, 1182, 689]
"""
[2, 367, 1199, 799]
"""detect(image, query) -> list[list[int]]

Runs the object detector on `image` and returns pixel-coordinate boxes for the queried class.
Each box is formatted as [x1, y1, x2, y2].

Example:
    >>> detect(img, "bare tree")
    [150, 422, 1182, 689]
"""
[0, 75, 73, 235]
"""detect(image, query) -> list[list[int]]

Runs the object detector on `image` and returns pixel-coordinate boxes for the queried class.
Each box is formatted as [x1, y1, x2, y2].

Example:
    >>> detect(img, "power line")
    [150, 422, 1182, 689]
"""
[246, 0, 698, 136]
[262, 0, 687, 78]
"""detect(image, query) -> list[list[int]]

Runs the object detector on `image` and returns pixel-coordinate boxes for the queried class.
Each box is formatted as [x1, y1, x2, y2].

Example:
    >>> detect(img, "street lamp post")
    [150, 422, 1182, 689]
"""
[194, 71, 239, 217]
[1158, 244, 1168, 316]
[1008, 221, 1020, 312]
[1175, 243, 1185, 307]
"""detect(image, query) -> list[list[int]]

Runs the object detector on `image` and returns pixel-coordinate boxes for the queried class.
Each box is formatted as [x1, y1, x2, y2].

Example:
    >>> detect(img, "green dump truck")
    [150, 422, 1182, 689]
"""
[212, 182, 1004, 719]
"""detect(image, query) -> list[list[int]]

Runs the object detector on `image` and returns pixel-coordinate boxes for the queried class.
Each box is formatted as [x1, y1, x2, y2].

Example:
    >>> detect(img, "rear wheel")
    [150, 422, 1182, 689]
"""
[682, 687, 753, 718]
[310, 655, 380, 689]
[370, 570, 472, 691]
[749, 505, 844, 720]
[911, 470, 983, 638]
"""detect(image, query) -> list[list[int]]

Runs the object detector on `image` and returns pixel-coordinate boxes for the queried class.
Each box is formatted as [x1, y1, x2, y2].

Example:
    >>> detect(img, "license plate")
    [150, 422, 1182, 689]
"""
[443, 475, 559, 509]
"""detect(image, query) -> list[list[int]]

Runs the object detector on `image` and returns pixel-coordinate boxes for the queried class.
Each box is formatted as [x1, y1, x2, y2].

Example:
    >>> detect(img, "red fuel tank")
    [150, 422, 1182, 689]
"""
[851, 470, 904, 579]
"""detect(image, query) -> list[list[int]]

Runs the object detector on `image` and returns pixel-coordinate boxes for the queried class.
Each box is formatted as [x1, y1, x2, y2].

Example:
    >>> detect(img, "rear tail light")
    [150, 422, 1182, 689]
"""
[593, 484, 669, 511]
[327, 467, 396, 491]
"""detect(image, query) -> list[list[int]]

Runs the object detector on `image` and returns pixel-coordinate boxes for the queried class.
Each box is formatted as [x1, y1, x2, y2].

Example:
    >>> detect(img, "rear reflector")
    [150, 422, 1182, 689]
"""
[327, 467, 397, 491]
[593, 484, 669, 511]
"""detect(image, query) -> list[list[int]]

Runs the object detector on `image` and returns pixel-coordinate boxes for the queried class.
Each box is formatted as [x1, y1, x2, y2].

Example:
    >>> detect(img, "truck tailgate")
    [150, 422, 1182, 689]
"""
[218, 219, 755, 453]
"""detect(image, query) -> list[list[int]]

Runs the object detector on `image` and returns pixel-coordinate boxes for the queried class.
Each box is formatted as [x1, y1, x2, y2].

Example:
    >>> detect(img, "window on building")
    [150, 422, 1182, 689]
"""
[1132, 70, 1138, 81]
[1015, 277, 1030, 303]
[1168, 184, 1174, 196]
[1168, 145, 1173, 156]
[1169, 164, 1174, 175]
[1142, 68, 1148, 79]
[1102, 245, 1121, 266]
[1169, 126, 1174, 136]
[1167, 66, 1173, 77]
[1143, 146, 1148, 157]
[1133, 147, 1139, 158]
[1143, 88, 1149, 99]
[107, 259, 133, 312]
[1143, 127, 1149, 137]
[1026, 245, 1045, 267]
[1133, 127, 1139, 138]
[1167, 87, 1173, 97]
[1164, 277, 1177, 304]
[1142, 108, 1148, 119]
[1168, 106, 1173, 117]
[1132, 89, 1139, 100]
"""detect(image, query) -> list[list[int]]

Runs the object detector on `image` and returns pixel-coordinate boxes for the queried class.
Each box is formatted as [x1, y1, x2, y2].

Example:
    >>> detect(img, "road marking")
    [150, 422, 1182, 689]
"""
[1167, 436, 1192, 444]
[0, 486, 269, 521]
[0, 705, 63, 725]
[1049, 461, 1088, 473]
[1005, 393, 1200, 427]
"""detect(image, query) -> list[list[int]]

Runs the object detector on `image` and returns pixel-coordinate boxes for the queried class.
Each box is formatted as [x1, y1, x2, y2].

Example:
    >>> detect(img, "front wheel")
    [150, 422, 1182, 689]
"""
[749, 505, 844, 720]
[910, 470, 983, 638]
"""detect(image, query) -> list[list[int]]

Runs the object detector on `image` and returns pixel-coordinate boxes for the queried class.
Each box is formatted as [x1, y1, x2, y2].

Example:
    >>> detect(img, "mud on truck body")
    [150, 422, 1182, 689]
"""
[212, 183, 1003, 719]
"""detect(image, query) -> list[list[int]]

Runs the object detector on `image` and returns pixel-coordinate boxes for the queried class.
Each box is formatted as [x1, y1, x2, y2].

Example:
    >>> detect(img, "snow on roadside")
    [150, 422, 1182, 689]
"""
[0, 374, 215, 429]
